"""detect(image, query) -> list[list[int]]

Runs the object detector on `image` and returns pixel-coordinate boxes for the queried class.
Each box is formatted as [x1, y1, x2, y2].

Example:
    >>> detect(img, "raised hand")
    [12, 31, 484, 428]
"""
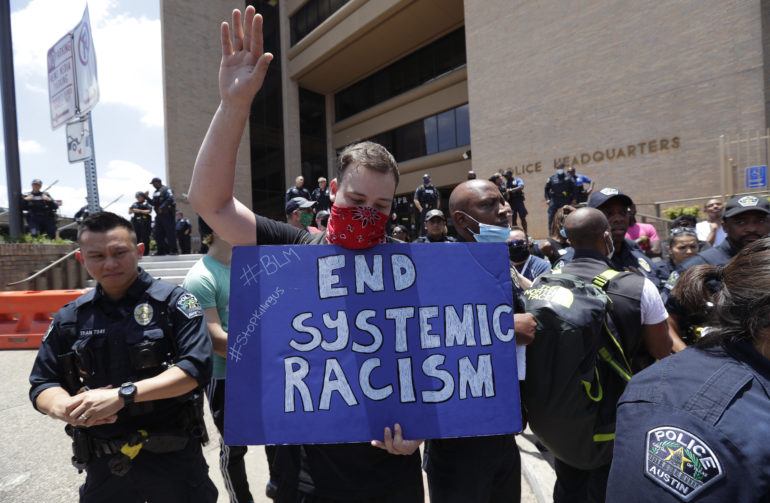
[219, 6, 273, 109]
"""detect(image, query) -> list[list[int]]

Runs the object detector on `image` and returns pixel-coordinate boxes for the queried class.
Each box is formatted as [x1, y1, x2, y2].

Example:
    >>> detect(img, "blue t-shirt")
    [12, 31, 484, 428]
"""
[514, 255, 551, 281]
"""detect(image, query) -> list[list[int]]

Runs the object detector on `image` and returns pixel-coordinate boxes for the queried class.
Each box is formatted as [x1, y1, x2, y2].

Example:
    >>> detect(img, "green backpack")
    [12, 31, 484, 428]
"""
[521, 269, 632, 470]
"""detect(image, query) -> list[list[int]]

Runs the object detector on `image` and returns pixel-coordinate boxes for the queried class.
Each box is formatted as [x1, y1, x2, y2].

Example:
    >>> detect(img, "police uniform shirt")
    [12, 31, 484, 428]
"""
[505, 177, 525, 199]
[176, 216, 191, 234]
[607, 341, 770, 501]
[544, 174, 578, 202]
[130, 201, 152, 221]
[151, 186, 175, 212]
[286, 185, 311, 202]
[311, 187, 331, 210]
[414, 184, 439, 210]
[253, 215, 422, 500]
[22, 191, 57, 213]
[29, 269, 213, 438]
[611, 238, 660, 289]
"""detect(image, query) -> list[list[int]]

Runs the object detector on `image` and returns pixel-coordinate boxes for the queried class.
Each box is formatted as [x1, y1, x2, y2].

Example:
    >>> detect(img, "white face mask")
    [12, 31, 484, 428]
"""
[604, 232, 615, 260]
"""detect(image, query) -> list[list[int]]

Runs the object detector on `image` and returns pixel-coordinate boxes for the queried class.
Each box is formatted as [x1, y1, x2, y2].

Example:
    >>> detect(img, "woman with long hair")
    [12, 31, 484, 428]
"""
[606, 237, 770, 501]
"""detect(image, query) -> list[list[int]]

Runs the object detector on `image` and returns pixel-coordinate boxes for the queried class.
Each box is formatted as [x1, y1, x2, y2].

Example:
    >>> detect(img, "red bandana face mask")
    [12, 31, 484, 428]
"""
[326, 205, 388, 249]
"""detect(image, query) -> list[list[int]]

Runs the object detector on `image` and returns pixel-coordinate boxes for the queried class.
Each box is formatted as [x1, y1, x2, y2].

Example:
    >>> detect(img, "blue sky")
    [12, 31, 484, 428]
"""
[1, 0, 164, 217]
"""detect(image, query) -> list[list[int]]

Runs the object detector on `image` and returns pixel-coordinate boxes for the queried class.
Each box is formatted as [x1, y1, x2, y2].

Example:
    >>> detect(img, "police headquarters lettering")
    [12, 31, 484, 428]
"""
[507, 136, 681, 177]
[553, 136, 680, 170]
[225, 243, 522, 446]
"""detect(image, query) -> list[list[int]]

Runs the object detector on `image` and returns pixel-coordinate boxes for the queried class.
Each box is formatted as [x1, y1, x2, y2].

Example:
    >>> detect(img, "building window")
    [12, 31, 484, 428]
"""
[365, 104, 470, 163]
[248, 0, 285, 220]
[334, 27, 466, 122]
[299, 87, 328, 187]
[290, 0, 349, 46]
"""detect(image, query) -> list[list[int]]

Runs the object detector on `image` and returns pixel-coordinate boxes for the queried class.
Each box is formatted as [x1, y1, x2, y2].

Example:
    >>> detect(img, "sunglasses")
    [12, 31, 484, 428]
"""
[670, 226, 697, 237]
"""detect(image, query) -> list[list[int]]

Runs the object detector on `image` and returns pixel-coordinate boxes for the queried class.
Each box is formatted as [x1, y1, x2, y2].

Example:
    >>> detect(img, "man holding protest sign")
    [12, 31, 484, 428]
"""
[190, 8, 527, 502]
[417, 179, 536, 503]
[188, 8, 424, 501]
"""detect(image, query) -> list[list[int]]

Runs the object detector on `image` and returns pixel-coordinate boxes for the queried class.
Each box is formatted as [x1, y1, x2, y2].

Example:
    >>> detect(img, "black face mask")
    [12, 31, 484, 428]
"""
[508, 240, 530, 262]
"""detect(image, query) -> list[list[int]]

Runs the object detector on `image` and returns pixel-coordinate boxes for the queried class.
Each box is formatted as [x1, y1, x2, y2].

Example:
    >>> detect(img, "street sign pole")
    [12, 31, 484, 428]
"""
[84, 112, 100, 213]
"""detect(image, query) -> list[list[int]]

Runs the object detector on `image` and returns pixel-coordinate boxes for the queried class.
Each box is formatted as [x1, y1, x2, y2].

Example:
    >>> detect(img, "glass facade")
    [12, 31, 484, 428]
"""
[367, 104, 470, 163]
[290, 0, 349, 46]
[334, 27, 466, 122]
[299, 87, 328, 186]
[248, 0, 285, 220]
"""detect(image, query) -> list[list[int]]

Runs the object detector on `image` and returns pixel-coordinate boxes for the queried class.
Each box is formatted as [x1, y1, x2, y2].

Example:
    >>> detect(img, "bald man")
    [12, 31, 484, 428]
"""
[421, 180, 535, 503]
[546, 207, 671, 503]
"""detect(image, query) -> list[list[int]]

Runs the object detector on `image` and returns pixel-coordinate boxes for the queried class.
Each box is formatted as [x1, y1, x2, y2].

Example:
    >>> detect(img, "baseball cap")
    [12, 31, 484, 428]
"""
[425, 209, 446, 221]
[503, 169, 513, 177]
[150, 177, 162, 184]
[135, 191, 145, 198]
[285, 197, 316, 214]
[31, 179, 42, 185]
[587, 187, 633, 209]
[316, 210, 330, 220]
[723, 195, 770, 218]
[423, 173, 431, 179]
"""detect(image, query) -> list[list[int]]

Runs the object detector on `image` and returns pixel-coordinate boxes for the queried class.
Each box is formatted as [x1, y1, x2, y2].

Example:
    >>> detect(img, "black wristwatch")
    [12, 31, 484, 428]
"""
[119, 382, 137, 405]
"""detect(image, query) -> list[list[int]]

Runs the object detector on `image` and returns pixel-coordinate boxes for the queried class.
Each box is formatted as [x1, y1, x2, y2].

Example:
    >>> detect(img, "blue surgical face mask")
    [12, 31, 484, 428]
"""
[460, 212, 510, 242]
[556, 169, 565, 176]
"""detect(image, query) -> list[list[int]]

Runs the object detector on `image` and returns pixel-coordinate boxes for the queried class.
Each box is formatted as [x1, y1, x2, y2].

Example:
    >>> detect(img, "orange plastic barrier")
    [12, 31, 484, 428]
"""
[0, 289, 89, 349]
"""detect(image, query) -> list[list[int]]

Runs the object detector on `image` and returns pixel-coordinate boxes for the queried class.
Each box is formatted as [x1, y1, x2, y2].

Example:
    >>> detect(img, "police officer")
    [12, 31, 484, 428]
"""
[579, 188, 660, 288]
[607, 239, 770, 501]
[549, 208, 671, 503]
[675, 194, 770, 273]
[413, 173, 440, 236]
[566, 166, 594, 204]
[21, 178, 58, 238]
[150, 177, 178, 255]
[285, 175, 311, 202]
[503, 169, 528, 234]
[29, 212, 216, 502]
[176, 210, 192, 254]
[311, 177, 331, 211]
[129, 191, 152, 252]
[413, 209, 455, 242]
[544, 163, 578, 233]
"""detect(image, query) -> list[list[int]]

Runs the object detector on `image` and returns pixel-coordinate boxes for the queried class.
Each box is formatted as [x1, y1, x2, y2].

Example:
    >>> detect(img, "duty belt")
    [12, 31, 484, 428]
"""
[66, 425, 189, 475]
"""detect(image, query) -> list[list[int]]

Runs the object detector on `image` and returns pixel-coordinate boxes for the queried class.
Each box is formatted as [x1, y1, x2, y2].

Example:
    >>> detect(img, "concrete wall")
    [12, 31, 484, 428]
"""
[0, 244, 87, 291]
[464, 0, 766, 236]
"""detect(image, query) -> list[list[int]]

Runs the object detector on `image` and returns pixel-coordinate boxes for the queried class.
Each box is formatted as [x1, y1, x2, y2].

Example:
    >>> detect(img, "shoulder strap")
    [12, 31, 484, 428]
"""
[592, 269, 633, 382]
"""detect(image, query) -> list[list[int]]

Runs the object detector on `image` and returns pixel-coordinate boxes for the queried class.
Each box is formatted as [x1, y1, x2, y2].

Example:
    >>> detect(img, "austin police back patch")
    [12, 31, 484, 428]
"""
[177, 293, 203, 319]
[645, 426, 722, 500]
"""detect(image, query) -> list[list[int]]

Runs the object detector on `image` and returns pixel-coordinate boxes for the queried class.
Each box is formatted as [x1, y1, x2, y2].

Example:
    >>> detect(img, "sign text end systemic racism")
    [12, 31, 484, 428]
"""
[224, 243, 522, 446]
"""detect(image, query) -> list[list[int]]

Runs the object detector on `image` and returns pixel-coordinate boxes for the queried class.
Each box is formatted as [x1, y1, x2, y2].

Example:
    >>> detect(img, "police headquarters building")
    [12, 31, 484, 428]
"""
[161, 0, 768, 236]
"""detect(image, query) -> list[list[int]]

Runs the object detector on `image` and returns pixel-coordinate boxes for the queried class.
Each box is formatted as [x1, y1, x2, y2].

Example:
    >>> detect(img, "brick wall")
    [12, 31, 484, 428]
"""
[0, 244, 88, 291]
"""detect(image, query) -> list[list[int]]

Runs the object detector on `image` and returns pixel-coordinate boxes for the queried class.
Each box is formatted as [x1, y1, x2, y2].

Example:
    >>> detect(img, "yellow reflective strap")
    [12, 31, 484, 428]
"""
[599, 347, 632, 381]
[581, 367, 603, 402]
[593, 433, 615, 442]
[592, 269, 620, 289]
[603, 325, 633, 375]
[120, 429, 148, 460]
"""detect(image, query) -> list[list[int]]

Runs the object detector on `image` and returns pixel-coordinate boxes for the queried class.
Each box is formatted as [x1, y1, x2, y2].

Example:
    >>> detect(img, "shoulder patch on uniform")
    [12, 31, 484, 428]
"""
[176, 293, 203, 319]
[133, 303, 154, 326]
[43, 322, 54, 341]
[665, 271, 680, 291]
[645, 426, 723, 500]
[637, 257, 651, 273]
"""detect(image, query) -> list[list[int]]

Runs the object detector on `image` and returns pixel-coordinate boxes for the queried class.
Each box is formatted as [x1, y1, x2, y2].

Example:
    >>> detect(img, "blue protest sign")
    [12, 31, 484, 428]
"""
[225, 242, 521, 445]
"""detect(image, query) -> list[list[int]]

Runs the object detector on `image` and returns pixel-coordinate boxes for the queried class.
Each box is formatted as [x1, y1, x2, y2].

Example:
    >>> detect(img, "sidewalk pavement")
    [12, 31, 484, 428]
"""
[0, 349, 555, 502]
